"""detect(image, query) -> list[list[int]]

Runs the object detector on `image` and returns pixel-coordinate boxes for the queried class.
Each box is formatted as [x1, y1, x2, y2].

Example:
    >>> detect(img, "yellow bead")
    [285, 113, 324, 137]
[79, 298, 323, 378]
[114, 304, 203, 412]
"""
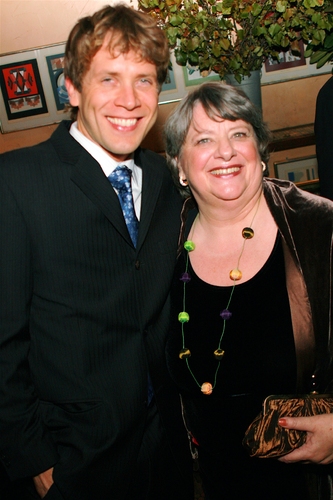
[242, 227, 254, 239]
[214, 349, 225, 360]
[179, 348, 191, 359]
[229, 268, 242, 280]
[201, 382, 213, 395]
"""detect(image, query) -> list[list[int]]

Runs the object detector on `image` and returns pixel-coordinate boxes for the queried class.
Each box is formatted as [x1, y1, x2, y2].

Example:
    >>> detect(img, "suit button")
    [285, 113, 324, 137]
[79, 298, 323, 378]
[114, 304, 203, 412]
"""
[135, 260, 140, 270]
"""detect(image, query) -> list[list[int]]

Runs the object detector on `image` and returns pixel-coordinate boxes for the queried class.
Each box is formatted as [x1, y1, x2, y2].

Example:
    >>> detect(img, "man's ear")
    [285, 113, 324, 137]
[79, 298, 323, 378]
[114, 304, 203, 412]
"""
[65, 78, 80, 107]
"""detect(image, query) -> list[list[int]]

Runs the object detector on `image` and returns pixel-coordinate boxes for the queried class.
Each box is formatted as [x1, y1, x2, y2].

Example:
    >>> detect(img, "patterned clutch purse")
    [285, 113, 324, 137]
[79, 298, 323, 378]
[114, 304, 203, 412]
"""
[242, 393, 333, 458]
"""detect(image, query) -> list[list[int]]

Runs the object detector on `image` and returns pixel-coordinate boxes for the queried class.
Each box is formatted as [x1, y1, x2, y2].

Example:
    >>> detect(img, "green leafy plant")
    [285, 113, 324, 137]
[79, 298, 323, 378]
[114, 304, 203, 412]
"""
[138, 0, 333, 82]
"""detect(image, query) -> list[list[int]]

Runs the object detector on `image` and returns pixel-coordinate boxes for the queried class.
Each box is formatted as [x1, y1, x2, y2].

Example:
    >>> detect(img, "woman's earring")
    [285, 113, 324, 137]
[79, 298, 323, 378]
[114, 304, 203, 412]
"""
[179, 178, 189, 187]
[261, 161, 266, 172]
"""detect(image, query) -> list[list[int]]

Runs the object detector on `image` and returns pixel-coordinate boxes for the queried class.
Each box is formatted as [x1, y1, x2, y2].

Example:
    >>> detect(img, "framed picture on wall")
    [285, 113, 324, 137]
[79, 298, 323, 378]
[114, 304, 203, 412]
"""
[46, 51, 68, 111]
[159, 52, 187, 104]
[264, 43, 306, 73]
[0, 58, 48, 120]
[261, 48, 331, 85]
[274, 155, 318, 183]
[159, 52, 220, 104]
[0, 42, 69, 133]
[183, 66, 220, 87]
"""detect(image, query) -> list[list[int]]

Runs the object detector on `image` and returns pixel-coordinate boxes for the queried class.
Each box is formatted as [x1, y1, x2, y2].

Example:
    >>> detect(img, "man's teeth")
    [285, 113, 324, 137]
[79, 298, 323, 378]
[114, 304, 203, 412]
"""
[107, 117, 137, 126]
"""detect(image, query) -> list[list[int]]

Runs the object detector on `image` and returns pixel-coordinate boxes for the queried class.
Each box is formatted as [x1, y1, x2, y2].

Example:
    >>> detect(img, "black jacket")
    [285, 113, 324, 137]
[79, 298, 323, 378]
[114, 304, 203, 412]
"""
[0, 121, 192, 499]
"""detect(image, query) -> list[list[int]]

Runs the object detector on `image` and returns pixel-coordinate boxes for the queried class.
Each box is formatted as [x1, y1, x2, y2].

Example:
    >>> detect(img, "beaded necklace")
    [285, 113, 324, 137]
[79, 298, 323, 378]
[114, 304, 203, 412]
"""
[178, 193, 262, 395]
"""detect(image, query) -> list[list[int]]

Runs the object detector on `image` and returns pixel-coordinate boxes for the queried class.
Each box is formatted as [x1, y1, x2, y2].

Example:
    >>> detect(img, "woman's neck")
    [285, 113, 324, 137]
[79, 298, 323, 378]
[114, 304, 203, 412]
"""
[190, 188, 264, 241]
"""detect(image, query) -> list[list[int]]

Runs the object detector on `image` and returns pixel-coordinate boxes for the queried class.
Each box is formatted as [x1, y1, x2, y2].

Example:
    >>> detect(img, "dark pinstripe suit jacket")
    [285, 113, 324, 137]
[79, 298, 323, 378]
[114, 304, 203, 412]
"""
[0, 121, 191, 499]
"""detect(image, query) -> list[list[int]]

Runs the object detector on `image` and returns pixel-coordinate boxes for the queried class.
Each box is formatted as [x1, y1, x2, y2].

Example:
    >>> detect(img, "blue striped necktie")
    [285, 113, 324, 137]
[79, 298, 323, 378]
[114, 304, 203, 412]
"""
[108, 165, 153, 404]
[108, 165, 139, 247]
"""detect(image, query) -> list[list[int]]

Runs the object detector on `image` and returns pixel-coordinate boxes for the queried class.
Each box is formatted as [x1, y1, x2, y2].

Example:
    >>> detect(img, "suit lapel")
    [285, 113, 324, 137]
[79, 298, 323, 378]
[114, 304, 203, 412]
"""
[136, 150, 163, 250]
[51, 122, 133, 247]
[51, 123, 165, 249]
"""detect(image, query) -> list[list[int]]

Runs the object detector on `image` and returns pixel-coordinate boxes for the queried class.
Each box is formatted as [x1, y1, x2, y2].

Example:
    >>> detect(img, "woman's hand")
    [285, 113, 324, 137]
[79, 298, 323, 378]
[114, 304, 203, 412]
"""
[278, 413, 333, 464]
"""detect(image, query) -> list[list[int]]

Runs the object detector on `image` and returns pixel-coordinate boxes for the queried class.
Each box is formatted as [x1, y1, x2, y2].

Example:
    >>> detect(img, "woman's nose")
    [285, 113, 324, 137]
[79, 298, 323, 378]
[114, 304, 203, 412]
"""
[215, 137, 236, 160]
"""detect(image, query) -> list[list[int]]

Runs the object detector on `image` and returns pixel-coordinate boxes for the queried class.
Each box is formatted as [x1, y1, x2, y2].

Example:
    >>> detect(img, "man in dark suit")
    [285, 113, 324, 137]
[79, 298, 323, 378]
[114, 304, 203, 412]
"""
[315, 75, 333, 200]
[0, 5, 193, 499]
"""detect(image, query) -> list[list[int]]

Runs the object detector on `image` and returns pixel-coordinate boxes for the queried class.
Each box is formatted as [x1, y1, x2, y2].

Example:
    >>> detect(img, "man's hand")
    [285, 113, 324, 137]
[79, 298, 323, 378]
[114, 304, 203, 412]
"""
[33, 467, 54, 498]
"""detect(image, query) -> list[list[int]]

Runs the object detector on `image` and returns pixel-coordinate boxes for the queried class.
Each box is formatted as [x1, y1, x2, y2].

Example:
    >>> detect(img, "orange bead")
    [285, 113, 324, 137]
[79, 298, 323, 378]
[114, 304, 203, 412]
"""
[201, 382, 213, 395]
[229, 268, 242, 281]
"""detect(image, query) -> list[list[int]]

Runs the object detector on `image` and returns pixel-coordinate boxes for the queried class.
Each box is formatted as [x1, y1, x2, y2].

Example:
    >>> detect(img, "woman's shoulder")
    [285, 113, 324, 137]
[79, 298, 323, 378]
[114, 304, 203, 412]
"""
[263, 177, 333, 218]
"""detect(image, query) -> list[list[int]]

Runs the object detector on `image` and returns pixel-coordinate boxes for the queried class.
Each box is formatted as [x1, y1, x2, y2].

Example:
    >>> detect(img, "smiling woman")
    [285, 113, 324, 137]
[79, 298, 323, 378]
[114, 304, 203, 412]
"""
[177, 107, 262, 212]
[164, 81, 333, 500]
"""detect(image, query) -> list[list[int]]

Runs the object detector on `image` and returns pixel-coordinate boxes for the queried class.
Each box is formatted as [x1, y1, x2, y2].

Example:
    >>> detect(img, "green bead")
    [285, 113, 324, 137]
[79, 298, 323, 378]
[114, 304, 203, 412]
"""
[178, 311, 190, 323]
[184, 240, 195, 252]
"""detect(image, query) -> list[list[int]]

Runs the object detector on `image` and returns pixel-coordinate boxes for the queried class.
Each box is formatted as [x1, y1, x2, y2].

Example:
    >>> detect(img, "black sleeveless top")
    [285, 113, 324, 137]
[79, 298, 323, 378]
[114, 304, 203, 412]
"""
[166, 233, 309, 499]
[167, 233, 296, 400]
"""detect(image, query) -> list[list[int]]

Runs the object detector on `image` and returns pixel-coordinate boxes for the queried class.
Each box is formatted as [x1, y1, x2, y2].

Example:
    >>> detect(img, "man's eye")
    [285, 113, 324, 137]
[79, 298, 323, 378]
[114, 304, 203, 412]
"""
[139, 78, 154, 86]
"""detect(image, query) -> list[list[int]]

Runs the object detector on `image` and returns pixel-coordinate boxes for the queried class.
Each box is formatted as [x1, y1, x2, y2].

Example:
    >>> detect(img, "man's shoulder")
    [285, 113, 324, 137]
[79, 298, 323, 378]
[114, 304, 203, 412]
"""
[0, 121, 76, 171]
[135, 148, 173, 184]
[1, 121, 69, 155]
[317, 76, 333, 104]
[136, 147, 167, 167]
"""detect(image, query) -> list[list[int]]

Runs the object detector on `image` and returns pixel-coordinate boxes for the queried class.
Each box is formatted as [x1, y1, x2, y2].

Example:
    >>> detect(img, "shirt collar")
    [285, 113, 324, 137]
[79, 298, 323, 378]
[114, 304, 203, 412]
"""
[69, 121, 136, 178]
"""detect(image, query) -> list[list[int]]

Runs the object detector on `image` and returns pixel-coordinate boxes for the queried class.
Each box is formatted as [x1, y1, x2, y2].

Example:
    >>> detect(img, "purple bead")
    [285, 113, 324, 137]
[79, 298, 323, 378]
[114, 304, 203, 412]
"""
[180, 272, 191, 283]
[220, 309, 232, 320]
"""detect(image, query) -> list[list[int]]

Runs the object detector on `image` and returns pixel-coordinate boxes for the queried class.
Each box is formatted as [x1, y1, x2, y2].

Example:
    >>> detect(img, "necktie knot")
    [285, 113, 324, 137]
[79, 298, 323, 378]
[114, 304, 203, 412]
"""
[108, 165, 138, 247]
[108, 165, 132, 192]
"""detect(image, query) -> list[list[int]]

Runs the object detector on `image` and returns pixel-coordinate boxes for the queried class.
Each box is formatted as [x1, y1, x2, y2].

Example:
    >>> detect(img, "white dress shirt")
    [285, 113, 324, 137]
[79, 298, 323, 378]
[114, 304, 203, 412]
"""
[70, 122, 142, 219]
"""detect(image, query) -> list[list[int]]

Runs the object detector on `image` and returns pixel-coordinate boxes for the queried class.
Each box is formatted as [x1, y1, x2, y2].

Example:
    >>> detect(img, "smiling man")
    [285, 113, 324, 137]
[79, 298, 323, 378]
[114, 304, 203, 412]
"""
[0, 5, 193, 500]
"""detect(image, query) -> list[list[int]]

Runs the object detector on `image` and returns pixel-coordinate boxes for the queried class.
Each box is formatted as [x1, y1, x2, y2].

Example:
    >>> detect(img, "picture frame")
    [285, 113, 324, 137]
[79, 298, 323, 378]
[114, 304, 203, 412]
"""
[261, 48, 332, 85]
[182, 66, 220, 87]
[264, 42, 306, 74]
[159, 52, 220, 104]
[274, 155, 318, 184]
[46, 51, 68, 111]
[158, 52, 187, 104]
[0, 58, 48, 121]
[0, 42, 69, 133]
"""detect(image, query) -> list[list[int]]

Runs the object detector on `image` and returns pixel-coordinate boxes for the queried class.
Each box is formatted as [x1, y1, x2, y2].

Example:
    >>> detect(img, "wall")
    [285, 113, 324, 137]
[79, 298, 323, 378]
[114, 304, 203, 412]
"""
[1, 0, 332, 176]
[262, 73, 331, 175]
[0, 0, 137, 54]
